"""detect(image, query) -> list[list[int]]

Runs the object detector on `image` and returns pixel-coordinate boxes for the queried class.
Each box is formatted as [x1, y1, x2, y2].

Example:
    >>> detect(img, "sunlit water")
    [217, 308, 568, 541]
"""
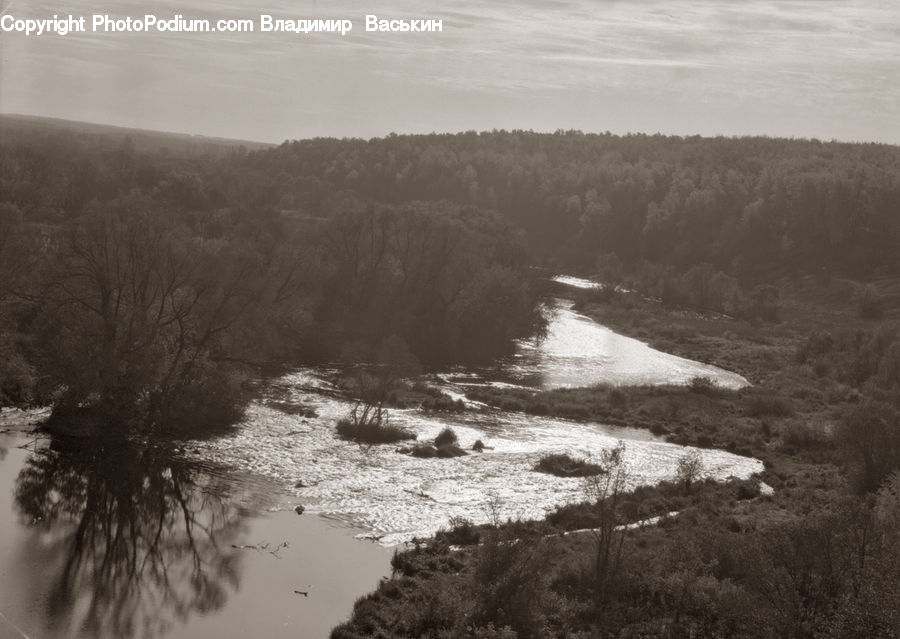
[550, 274, 604, 289]
[191, 296, 757, 546]
[508, 299, 748, 389]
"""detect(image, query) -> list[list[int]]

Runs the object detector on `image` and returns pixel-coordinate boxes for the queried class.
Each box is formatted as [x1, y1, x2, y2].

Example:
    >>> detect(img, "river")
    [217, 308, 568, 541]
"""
[0, 282, 761, 639]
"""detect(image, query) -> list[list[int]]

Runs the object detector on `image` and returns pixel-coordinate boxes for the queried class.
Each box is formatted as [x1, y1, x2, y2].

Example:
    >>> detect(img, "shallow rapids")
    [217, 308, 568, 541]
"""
[192, 369, 760, 546]
[191, 287, 757, 546]
[509, 299, 748, 389]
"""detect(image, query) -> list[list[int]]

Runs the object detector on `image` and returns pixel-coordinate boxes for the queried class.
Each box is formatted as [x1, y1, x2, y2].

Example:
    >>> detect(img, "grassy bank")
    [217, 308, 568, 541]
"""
[331, 277, 900, 639]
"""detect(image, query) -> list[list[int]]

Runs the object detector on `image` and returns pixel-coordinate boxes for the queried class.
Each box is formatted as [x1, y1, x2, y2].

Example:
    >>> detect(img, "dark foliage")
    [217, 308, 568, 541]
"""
[0, 125, 544, 434]
[836, 401, 900, 492]
[433, 427, 459, 448]
[220, 131, 900, 284]
[421, 394, 466, 412]
[534, 453, 605, 477]
[335, 418, 415, 445]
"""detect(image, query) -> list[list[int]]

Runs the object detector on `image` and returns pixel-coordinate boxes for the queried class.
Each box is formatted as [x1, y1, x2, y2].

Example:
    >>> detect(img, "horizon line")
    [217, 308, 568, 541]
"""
[3, 111, 898, 149]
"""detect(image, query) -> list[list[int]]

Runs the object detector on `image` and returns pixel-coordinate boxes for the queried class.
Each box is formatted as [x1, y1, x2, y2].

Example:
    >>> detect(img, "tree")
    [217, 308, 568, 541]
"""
[341, 335, 419, 433]
[837, 401, 900, 493]
[30, 194, 306, 434]
[676, 450, 703, 494]
[583, 442, 629, 606]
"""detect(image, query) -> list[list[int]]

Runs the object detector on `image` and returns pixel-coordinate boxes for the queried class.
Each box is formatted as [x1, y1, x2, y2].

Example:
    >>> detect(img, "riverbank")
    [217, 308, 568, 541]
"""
[461, 278, 874, 468]
[330, 278, 900, 638]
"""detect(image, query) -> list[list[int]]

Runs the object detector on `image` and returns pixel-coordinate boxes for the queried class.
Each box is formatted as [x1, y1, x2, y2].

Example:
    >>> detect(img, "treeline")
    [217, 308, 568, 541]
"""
[0, 124, 542, 433]
[8, 126, 900, 312]
[213, 130, 900, 283]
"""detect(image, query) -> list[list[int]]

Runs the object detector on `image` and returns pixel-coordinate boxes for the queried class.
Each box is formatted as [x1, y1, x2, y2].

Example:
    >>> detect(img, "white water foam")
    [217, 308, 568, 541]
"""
[193, 369, 761, 546]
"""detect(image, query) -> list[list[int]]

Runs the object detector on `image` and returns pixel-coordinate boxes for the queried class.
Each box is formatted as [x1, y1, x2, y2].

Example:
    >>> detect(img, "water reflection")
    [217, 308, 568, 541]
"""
[12, 435, 253, 639]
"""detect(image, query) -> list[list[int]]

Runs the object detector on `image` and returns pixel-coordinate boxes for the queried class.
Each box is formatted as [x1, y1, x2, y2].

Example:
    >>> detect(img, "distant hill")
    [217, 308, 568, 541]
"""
[0, 113, 274, 157]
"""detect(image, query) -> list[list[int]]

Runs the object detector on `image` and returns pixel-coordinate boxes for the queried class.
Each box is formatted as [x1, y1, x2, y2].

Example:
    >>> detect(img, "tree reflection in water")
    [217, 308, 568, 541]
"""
[14, 434, 253, 639]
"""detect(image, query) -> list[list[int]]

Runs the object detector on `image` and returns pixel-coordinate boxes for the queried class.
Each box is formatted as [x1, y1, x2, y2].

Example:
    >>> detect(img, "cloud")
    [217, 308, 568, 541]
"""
[1, 0, 897, 143]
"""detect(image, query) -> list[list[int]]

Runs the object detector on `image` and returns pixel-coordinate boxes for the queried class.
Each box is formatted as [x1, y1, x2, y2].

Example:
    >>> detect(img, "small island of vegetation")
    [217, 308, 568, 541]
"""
[534, 453, 605, 477]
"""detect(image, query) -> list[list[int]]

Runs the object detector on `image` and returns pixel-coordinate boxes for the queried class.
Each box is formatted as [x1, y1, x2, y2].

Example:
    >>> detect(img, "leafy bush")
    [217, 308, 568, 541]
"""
[434, 427, 459, 448]
[743, 393, 794, 417]
[422, 395, 466, 412]
[675, 450, 703, 493]
[836, 401, 900, 492]
[441, 516, 480, 546]
[608, 387, 628, 408]
[534, 453, 604, 477]
[858, 284, 884, 320]
[437, 444, 467, 458]
[335, 418, 415, 444]
[409, 442, 467, 458]
[780, 420, 829, 450]
[688, 376, 716, 394]
[409, 444, 438, 458]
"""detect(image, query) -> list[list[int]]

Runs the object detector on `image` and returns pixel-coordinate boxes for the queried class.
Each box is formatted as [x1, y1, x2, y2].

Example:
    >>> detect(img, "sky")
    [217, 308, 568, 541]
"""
[2, 0, 898, 144]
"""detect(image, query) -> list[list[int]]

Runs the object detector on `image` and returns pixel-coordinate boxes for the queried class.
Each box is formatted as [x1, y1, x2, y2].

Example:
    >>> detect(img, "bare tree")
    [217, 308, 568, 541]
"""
[342, 335, 419, 431]
[583, 442, 629, 605]
[33, 194, 305, 431]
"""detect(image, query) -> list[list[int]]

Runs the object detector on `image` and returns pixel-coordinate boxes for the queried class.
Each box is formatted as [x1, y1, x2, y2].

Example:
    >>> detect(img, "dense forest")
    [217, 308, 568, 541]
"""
[0, 120, 544, 432]
[213, 130, 898, 319]
[227, 132, 900, 278]
[4, 121, 900, 425]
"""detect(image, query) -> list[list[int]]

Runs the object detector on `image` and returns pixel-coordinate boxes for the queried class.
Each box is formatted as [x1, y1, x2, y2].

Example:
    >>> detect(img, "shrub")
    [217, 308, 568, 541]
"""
[696, 434, 713, 448]
[675, 450, 703, 493]
[797, 331, 834, 363]
[780, 420, 828, 450]
[608, 387, 628, 408]
[437, 443, 467, 458]
[411, 381, 443, 397]
[744, 393, 794, 418]
[534, 453, 604, 477]
[441, 516, 480, 546]
[734, 480, 761, 500]
[648, 423, 669, 436]
[336, 418, 415, 444]
[557, 403, 589, 419]
[836, 400, 900, 492]
[472, 525, 549, 638]
[410, 442, 467, 458]
[498, 397, 526, 412]
[525, 401, 550, 415]
[858, 284, 884, 320]
[688, 376, 716, 394]
[410, 444, 438, 458]
[422, 395, 466, 412]
[434, 427, 459, 448]
[0, 352, 37, 406]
